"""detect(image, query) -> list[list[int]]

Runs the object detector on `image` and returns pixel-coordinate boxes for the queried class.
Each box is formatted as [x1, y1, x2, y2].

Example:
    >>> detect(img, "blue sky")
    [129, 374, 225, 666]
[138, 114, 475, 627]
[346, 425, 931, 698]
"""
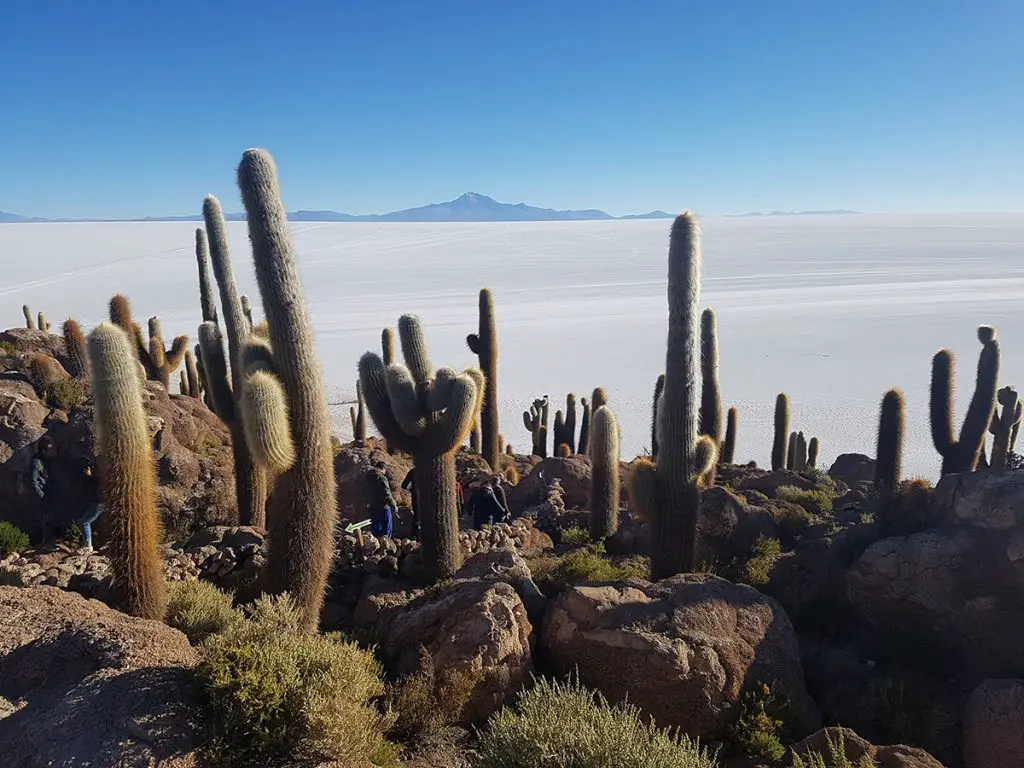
[1, 1, 1021, 218]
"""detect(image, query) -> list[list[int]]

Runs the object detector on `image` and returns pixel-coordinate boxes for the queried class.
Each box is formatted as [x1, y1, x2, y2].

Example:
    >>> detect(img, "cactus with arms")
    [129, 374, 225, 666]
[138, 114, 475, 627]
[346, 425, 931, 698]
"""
[628, 213, 716, 578]
[466, 288, 501, 470]
[360, 314, 481, 581]
[145, 316, 189, 391]
[236, 148, 338, 632]
[88, 323, 165, 619]
[930, 326, 1000, 474]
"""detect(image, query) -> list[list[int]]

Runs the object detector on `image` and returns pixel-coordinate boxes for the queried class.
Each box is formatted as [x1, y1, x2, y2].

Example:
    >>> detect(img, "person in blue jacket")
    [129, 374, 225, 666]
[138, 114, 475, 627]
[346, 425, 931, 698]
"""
[366, 461, 395, 538]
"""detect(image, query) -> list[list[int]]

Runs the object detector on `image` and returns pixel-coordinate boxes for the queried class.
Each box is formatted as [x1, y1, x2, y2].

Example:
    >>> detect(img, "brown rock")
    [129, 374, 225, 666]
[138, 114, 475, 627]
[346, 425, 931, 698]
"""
[962, 678, 1024, 768]
[0, 586, 205, 766]
[508, 455, 592, 513]
[697, 486, 778, 566]
[790, 727, 945, 768]
[334, 442, 414, 522]
[828, 453, 876, 487]
[540, 573, 819, 738]
[0, 328, 70, 369]
[931, 470, 1024, 531]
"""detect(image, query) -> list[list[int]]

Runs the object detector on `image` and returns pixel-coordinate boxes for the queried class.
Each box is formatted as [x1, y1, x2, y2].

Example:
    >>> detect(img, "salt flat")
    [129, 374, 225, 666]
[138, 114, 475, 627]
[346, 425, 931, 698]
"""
[3, 213, 1023, 481]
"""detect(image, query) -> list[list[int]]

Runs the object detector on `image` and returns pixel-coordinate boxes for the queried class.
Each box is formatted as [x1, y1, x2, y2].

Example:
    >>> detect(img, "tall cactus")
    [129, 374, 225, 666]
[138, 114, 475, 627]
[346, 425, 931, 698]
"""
[62, 319, 89, 378]
[589, 405, 620, 540]
[990, 386, 1021, 468]
[349, 380, 367, 441]
[722, 406, 738, 464]
[466, 288, 501, 470]
[236, 148, 338, 633]
[202, 194, 268, 529]
[578, 397, 591, 458]
[184, 349, 201, 399]
[23, 305, 35, 330]
[195, 228, 219, 323]
[699, 308, 722, 441]
[807, 436, 819, 469]
[564, 393, 578, 454]
[876, 388, 905, 492]
[628, 213, 716, 579]
[772, 394, 790, 470]
[651, 374, 666, 460]
[382, 327, 396, 366]
[794, 432, 808, 471]
[786, 432, 798, 470]
[553, 410, 565, 454]
[930, 326, 1000, 474]
[87, 323, 165, 619]
[360, 314, 481, 582]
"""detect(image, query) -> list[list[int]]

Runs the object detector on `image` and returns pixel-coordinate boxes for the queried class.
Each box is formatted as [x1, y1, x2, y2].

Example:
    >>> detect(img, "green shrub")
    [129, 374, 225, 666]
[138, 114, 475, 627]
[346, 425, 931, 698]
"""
[476, 675, 717, 768]
[387, 648, 477, 740]
[560, 525, 591, 547]
[47, 377, 89, 410]
[0, 522, 29, 557]
[165, 580, 239, 645]
[0, 342, 17, 357]
[770, 499, 817, 539]
[777, 485, 836, 517]
[728, 683, 787, 761]
[530, 543, 648, 594]
[791, 730, 874, 768]
[60, 522, 84, 549]
[198, 594, 399, 766]
[741, 537, 781, 588]
[0, 568, 24, 586]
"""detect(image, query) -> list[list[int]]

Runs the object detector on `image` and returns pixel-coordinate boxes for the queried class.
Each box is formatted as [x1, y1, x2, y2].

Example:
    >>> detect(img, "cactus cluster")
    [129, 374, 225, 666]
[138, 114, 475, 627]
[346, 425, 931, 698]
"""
[108, 295, 188, 391]
[360, 314, 482, 582]
[551, 393, 578, 456]
[522, 396, 549, 457]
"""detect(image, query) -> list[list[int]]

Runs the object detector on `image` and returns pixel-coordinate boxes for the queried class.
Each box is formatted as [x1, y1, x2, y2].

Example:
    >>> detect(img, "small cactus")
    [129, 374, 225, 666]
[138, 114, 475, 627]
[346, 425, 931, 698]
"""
[930, 326, 1000, 474]
[240, 294, 254, 330]
[557, 443, 571, 458]
[553, 410, 565, 453]
[589, 405, 620, 540]
[382, 327, 396, 366]
[794, 432, 808, 471]
[786, 431, 798, 470]
[184, 349, 201, 399]
[87, 323, 165, 619]
[23, 305, 35, 330]
[349, 380, 367, 441]
[699, 308, 722, 442]
[807, 436, 819, 469]
[62, 319, 89, 378]
[578, 397, 591, 458]
[876, 389, 905, 491]
[466, 288, 501, 470]
[522, 396, 549, 457]
[37, 313, 51, 333]
[145, 316, 189, 391]
[772, 394, 790, 470]
[722, 407, 737, 464]
[989, 386, 1021, 469]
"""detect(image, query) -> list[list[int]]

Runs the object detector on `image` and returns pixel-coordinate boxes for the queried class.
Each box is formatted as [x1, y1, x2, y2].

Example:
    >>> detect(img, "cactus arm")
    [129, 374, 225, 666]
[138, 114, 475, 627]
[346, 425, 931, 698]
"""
[466, 333, 481, 354]
[385, 364, 428, 436]
[381, 327, 396, 366]
[359, 352, 416, 454]
[699, 308, 723, 441]
[23, 305, 35, 330]
[421, 374, 478, 455]
[958, 330, 999, 471]
[166, 336, 189, 370]
[398, 314, 433, 385]
[198, 322, 237, 425]
[240, 369, 296, 474]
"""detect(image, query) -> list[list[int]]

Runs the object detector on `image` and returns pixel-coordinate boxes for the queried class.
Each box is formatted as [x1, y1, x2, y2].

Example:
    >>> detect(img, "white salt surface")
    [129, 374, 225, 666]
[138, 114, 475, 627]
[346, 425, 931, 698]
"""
[2, 213, 1023, 481]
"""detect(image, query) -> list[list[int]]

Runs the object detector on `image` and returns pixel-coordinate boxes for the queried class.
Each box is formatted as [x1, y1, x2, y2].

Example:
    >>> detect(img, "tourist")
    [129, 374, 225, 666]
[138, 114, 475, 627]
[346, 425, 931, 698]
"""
[367, 461, 395, 538]
[30, 436, 58, 543]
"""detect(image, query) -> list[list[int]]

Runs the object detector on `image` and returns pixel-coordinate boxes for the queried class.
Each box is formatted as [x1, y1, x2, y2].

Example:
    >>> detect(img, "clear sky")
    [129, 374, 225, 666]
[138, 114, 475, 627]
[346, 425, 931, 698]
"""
[1, 1, 1021, 219]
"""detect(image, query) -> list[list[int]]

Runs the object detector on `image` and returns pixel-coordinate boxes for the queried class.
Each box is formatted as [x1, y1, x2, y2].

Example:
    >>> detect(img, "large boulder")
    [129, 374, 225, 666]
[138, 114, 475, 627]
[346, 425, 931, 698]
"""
[961, 679, 1024, 768]
[697, 486, 779, 566]
[508, 455, 591, 513]
[930, 470, 1024, 532]
[540, 573, 820, 738]
[0, 328, 70, 370]
[829, 453, 877, 487]
[848, 528, 1024, 676]
[790, 727, 945, 767]
[0, 586, 205, 766]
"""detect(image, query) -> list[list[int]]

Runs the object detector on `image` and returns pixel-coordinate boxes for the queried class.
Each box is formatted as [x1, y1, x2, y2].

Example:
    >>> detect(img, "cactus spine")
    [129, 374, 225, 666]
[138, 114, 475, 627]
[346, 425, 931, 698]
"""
[195, 228, 219, 323]
[807, 436, 819, 468]
[87, 323, 165, 619]
[23, 305, 35, 330]
[237, 149, 338, 632]
[930, 326, 1000, 474]
[62, 319, 89, 378]
[990, 386, 1021, 468]
[466, 288, 501, 470]
[722, 407, 737, 464]
[349, 380, 367, 441]
[589, 405, 620, 540]
[876, 388, 905, 491]
[772, 394, 790, 470]
[360, 314, 480, 582]
[651, 374, 665, 460]
[202, 195, 268, 529]
[628, 213, 715, 579]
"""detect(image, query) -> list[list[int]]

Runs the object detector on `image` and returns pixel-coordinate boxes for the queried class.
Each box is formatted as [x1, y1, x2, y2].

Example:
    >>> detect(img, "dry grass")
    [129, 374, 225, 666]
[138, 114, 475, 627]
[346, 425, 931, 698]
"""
[164, 580, 239, 645]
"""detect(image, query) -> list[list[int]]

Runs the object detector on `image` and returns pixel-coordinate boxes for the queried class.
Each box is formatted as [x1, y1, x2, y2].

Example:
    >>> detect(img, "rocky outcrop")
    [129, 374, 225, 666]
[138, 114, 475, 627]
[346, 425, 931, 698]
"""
[930, 470, 1024, 531]
[0, 586, 205, 766]
[698, 486, 778, 566]
[790, 727, 945, 767]
[541, 573, 820, 739]
[828, 453, 877, 487]
[508, 455, 592, 513]
[961, 679, 1024, 768]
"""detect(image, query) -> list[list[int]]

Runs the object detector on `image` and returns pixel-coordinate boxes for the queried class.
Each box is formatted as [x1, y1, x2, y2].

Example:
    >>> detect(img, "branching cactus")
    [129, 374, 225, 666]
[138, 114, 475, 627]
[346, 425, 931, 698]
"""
[722, 407, 738, 464]
[23, 305, 35, 330]
[589, 405, 620, 540]
[651, 374, 665, 460]
[522, 396, 549, 457]
[772, 394, 790, 470]
[360, 314, 481, 581]
[930, 326, 1000, 474]
[145, 317, 189, 391]
[627, 213, 717, 579]
[201, 194, 268, 529]
[876, 388, 905, 492]
[195, 228, 219, 323]
[466, 288, 501, 470]
[349, 380, 367, 442]
[578, 397, 591, 457]
[990, 385, 1021, 468]
[236, 148, 338, 632]
[87, 323, 165, 619]
[62, 319, 89, 378]
[808, 436, 819, 469]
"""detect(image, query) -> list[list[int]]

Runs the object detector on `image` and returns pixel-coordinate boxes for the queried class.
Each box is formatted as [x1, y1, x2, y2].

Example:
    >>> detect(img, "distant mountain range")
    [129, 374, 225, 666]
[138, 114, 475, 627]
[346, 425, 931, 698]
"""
[0, 193, 675, 224]
[726, 209, 860, 217]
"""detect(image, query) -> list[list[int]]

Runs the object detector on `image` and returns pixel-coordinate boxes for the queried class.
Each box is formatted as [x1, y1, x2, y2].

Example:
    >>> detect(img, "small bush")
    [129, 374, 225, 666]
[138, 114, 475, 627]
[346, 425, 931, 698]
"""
[741, 537, 781, 588]
[878, 478, 932, 536]
[387, 649, 477, 740]
[777, 485, 836, 517]
[198, 594, 399, 766]
[0, 522, 29, 557]
[60, 522, 84, 549]
[47, 377, 89, 410]
[477, 675, 717, 768]
[791, 730, 874, 768]
[771, 500, 817, 539]
[560, 525, 591, 547]
[0, 568, 24, 586]
[165, 580, 239, 645]
[728, 683, 788, 762]
[0, 342, 17, 357]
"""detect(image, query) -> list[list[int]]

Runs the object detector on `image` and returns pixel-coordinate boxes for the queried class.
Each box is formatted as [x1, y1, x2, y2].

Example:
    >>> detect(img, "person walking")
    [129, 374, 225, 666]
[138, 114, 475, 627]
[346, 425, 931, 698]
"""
[78, 462, 102, 553]
[366, 461, 396, 538]
[469, 477, 509, 531]
[30, 436, 58, 543]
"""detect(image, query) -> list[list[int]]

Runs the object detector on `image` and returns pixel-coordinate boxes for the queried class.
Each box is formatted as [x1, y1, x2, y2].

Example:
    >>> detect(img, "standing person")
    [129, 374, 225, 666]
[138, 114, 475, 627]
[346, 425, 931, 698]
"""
[366, 461, 396, 538]
[469, 478, 509, 531]
[401, 467, 418, 539]
[490, 475, 509, 520]
[30, 436, 58, 543]
[78, 462, 102, 553]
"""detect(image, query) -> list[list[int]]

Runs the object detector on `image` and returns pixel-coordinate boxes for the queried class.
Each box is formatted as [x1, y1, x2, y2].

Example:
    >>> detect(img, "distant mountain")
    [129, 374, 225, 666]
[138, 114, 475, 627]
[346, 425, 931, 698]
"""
[727, 209, 860, 218]
[0, 194, 675, 223]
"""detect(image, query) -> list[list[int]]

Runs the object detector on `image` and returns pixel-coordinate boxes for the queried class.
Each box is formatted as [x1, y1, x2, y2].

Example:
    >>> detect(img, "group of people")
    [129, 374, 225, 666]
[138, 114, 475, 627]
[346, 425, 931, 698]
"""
[30, 436, 103, 551]
[363, 461, 510, 539]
